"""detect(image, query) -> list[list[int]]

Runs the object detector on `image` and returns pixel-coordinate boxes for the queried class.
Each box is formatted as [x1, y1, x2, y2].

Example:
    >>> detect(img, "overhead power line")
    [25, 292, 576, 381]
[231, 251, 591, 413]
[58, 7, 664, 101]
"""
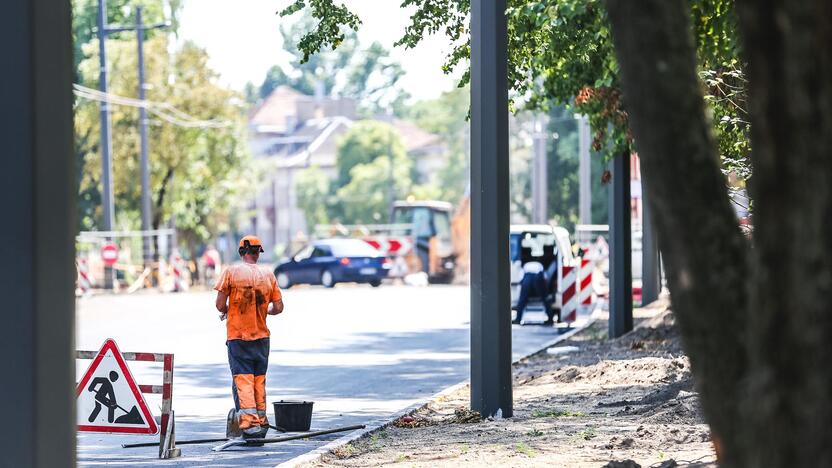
[73, 84, 234, 129]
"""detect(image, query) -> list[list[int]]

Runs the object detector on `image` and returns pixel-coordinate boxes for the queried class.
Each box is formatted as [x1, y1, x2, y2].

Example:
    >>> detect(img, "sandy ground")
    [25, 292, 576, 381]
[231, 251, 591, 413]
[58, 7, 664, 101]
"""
[302, 299, 718, 468]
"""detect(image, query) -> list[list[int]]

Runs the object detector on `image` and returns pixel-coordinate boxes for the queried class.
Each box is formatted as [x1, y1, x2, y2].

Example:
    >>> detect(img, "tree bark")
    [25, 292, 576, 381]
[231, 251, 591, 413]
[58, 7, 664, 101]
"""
[151, 168, 174, 284]
[734, 1, 832, 466]
[604, 1, 750, 465]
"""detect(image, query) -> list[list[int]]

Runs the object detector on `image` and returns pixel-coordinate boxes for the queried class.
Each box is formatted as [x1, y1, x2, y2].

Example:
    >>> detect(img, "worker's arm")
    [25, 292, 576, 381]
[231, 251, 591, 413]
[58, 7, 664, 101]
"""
[268, 298, 284, 315]
[216, 291, 229, 314]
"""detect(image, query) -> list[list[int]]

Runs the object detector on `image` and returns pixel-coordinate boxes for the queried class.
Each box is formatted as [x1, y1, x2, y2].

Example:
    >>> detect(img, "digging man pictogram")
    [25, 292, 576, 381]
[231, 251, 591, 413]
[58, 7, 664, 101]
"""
[87, 370, 143, 424]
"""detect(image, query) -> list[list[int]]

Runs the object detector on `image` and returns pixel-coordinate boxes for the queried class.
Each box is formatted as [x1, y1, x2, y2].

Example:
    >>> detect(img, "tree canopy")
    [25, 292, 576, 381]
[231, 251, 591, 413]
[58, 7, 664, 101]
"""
[251, 13, 408, 117]
[73, 7, 249, 253]
[280, 0, 750, 192]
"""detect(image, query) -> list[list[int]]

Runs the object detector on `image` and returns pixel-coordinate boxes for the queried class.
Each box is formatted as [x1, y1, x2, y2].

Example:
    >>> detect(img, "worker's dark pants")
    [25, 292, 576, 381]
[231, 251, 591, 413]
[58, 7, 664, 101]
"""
[88, 401, 116, 423]
[514, 272, 555, 322]
[227, 338, 270, 430]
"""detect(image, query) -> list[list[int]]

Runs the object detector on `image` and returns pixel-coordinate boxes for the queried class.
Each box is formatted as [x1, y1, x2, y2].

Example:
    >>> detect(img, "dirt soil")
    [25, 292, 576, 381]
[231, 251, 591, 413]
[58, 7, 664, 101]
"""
[303, 299, 717, 468]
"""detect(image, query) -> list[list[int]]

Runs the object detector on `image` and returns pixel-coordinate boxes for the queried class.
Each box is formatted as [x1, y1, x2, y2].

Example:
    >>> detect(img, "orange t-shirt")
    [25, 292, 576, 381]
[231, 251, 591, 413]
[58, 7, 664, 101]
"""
[215, 263, 282, 341]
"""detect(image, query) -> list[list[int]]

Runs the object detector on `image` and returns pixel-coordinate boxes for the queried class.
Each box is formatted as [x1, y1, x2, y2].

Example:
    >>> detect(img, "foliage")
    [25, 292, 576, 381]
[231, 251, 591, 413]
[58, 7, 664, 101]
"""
[335, 121, 408, 187]
[278, 0, 362, 63]
[279, 0, 751, 188]
[546, 107, 609, 231]
[294, 166, 332, 228]
[74, 35, 249, 246]
[71, 0, 181, 82]
[336, 155, 413, 224]
[343, 41, 409, 117]
[405, 86, 471, 204]
[294, 121, 420, 226]
[254, 14, 407, 117]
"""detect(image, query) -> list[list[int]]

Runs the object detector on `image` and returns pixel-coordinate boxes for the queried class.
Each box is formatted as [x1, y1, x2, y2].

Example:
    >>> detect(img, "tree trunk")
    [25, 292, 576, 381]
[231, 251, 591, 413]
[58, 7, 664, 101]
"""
[604, 1, 750, 465]
[150, 168, 174, 286]
[734, 1, 832, 466]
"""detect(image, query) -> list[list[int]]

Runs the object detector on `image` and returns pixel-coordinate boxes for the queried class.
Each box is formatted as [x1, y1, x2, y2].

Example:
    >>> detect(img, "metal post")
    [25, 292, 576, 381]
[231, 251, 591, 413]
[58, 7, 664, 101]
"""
[531, 115, 548, 224]
[97, 0, 116, 289]
[1, 0, 76, 464]
[388, 131, 395, 209]
[641, 188, 661, 304]
[137, 7, 153, 271]
[608, 152, 633, 337]
[577, 115, 592, 226]
[470, 0, 512, 418]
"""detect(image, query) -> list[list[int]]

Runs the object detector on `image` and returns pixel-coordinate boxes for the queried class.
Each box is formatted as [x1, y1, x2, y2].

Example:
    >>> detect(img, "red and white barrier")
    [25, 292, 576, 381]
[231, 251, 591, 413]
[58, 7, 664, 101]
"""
[170, 254, 188, 292]
[561, 265, 578, 323]
[578, 258, 594, 308]
[363, 236, 413, 256]
[77, 258, 95, 295]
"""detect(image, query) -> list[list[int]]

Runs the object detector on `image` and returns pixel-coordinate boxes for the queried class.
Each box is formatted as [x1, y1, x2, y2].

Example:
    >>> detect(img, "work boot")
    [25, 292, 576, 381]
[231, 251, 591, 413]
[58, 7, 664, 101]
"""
[243, 426, 267, 446]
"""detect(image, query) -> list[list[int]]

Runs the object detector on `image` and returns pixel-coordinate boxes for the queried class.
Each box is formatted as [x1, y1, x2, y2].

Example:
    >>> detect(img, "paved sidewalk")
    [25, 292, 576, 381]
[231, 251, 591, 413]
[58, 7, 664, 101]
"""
[297, 299, 718, 468]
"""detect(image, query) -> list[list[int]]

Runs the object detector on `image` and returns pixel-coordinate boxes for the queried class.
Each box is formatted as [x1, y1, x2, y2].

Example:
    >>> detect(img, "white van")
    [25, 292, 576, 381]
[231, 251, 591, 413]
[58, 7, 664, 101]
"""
[509, 224, 575, 314]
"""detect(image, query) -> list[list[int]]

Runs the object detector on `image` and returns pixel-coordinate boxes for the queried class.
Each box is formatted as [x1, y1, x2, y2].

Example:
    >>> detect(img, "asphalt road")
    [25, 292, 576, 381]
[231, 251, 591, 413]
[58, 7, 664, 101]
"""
[76, 284, 573, 467]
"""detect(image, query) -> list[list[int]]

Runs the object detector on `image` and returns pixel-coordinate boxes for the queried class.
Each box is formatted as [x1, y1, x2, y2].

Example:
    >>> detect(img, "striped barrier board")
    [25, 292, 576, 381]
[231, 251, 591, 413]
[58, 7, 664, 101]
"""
[578, 258, 593, 307]
[76, 347, 177, 458]
[561, 265, 578, 323]
[77, 258, 94, 295]
[171, 254, 188, 292]
[363, 236, 413, 256]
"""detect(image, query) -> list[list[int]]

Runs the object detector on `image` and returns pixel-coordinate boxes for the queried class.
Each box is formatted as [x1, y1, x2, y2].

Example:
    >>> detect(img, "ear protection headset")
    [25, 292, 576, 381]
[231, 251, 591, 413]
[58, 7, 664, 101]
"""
[238, 240, 265, 256]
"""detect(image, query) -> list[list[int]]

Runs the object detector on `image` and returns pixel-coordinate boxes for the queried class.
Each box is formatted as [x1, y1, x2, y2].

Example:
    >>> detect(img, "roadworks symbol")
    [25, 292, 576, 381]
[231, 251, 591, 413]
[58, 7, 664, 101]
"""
[76, 339, 158, 434]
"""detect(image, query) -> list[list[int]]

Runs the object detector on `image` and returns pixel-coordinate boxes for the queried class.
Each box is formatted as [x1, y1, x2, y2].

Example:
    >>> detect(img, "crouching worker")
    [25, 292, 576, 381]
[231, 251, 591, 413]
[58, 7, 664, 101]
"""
[215, 235, 283, 441]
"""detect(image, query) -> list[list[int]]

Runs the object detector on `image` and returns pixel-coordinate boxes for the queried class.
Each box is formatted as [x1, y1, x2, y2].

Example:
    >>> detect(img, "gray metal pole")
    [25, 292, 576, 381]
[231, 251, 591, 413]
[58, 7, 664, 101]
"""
[137, 7, 153, 270]
[531, 115, 548, 224]
[577, 115, 591, 227]
[641, 187, 661, 304]
[2, 0, 76, 463]
[608, 152, 633, 338]
[470, 0, 512, 419]
[97, 0, 115, 288]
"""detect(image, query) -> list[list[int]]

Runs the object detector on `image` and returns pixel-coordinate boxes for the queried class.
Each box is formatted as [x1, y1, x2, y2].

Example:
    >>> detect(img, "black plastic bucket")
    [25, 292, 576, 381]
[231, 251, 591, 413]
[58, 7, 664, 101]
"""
[272, 400, 313, 431]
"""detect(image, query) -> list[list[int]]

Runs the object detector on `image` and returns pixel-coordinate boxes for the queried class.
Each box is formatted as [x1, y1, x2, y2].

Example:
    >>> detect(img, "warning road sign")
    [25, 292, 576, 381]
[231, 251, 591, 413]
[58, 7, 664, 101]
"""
[76, 339, 158, 434]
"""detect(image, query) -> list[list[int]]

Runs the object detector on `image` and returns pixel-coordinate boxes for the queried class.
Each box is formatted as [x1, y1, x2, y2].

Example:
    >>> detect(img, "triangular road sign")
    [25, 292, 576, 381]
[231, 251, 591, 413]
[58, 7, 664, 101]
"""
[76, 339, 158, 434]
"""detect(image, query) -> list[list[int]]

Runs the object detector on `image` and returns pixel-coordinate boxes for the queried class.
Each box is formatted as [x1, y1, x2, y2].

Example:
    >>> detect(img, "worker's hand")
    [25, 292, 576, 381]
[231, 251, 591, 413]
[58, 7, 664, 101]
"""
[219, 312, 227, 321]
[267, 302, 283, 315]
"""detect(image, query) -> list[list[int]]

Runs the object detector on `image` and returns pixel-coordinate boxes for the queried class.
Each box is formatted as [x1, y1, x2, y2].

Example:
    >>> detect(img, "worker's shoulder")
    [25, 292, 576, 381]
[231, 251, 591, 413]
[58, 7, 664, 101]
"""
[257, 264, 276, 278]
[222, 262, 274, 278]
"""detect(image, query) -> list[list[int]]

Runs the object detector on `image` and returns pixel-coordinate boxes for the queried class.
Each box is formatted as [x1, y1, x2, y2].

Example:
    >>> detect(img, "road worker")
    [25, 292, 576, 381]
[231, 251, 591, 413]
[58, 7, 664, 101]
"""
[214, 235, 284, 440]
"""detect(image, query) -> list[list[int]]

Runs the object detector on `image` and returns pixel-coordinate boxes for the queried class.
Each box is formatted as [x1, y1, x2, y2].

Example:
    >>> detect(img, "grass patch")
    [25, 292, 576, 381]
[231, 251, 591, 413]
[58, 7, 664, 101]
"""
[459, 443, 470, 454]
[394, 453, 409, 463]
[515, 442, 537, 457]
[369, 432, 386, 451]
[577, 427, 598, 440]
[526, 428, 544, 437]
[531, 408, 586, 418]
[332, 443, 359, 458]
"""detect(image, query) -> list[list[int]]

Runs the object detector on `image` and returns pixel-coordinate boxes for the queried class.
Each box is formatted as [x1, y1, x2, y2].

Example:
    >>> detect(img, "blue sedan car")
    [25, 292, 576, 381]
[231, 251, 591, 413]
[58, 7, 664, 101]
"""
[274, 238, 391, 288]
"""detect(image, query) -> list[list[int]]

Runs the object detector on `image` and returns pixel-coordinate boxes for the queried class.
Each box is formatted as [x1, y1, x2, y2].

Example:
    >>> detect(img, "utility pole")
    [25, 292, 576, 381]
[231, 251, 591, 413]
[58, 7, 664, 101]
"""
[96, 0, 115, 289]
[134, 7, 168, 272]
[577, 114, 592, 227]
[531, 114, 548, 224]
[97, 5, 167, 282]
[388, 132, 395, 210]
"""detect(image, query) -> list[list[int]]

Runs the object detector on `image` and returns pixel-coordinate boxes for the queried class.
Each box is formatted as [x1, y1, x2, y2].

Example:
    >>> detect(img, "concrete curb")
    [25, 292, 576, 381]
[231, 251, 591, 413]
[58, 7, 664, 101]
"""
[276, 311, 600, 468]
